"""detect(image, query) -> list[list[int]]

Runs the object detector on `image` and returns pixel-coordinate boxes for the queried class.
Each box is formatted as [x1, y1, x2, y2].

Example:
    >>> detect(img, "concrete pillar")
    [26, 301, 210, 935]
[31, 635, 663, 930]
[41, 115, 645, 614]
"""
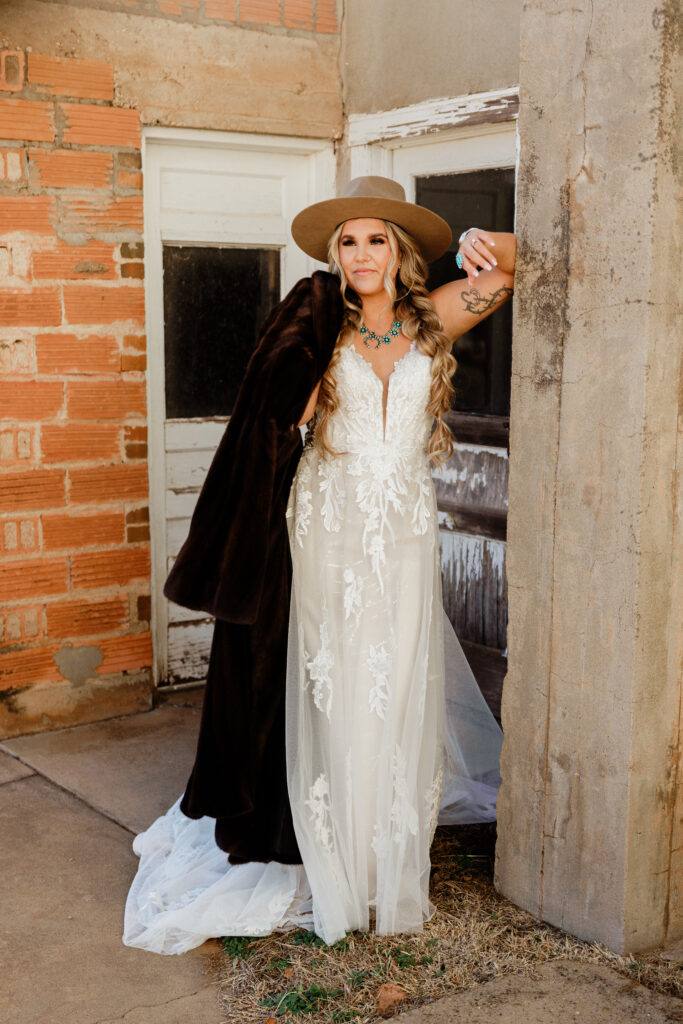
[495, 0, 682, 953]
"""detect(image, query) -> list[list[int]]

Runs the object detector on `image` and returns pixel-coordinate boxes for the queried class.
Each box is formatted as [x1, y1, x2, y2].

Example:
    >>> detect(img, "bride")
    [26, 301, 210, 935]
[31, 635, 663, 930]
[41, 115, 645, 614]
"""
[123, 176, 516, 954]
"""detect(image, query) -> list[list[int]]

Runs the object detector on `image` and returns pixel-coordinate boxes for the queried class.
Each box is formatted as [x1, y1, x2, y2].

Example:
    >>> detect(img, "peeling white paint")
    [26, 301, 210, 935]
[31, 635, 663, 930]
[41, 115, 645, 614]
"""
[348, 87, 519, 147]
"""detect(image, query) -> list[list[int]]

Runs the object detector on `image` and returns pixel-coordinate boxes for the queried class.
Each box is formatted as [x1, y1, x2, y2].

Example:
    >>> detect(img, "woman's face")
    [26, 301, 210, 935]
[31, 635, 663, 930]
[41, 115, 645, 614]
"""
[337, 218, 397, 298]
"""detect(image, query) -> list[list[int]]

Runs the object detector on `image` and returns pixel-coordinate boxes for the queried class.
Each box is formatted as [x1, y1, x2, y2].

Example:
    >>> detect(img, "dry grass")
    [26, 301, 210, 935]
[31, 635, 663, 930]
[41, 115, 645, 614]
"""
[210, 824, 682, 1022]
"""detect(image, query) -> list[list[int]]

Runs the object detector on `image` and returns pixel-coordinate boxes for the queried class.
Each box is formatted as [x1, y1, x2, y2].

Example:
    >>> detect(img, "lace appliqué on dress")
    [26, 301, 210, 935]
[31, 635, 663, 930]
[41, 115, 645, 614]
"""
[367, 641, 391, 720]
[390, 744, 419, 845]
[305, 773, 334, 853]
[426, 765, 445, 843]
[343, 567, 364, 630]
[302, 595, 334, 720]
[288, 457, 313, 548]
[318, 455, 345, 532]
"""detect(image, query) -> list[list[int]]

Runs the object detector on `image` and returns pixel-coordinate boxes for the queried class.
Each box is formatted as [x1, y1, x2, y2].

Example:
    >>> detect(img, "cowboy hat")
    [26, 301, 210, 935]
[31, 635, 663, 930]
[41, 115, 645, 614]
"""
[291, 175, 452, 264]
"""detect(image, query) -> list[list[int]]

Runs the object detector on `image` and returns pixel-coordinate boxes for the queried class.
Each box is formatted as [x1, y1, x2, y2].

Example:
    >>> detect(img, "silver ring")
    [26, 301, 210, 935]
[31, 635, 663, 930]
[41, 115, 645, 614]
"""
[470, 236, 479, 247]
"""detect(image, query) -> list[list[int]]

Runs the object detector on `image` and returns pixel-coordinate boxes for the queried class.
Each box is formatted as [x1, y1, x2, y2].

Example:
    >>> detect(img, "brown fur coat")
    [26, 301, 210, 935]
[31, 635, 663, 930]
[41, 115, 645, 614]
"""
[163, 270, 344, 864]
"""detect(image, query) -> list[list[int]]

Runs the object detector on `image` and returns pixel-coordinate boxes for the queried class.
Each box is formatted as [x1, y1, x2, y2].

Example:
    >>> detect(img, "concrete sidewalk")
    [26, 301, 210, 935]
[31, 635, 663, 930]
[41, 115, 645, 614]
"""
[1, 690, 680, 1024]
[0, 688, 222, 1024]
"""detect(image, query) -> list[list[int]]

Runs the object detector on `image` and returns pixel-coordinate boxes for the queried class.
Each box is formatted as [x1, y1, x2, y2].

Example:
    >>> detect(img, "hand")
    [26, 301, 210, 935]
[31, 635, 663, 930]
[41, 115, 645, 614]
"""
[457, 230, 498, 285]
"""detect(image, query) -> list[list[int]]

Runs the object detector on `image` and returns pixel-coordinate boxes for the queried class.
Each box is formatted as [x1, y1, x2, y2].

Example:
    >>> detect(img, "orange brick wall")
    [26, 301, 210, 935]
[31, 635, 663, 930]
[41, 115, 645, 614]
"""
[0, 48, 152, 737]
[9, 0, 340, 33]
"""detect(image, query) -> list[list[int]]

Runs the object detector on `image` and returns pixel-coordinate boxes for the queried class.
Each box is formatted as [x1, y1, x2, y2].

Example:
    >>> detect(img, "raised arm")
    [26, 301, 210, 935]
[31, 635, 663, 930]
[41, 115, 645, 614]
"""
[429, 230, 516, 342]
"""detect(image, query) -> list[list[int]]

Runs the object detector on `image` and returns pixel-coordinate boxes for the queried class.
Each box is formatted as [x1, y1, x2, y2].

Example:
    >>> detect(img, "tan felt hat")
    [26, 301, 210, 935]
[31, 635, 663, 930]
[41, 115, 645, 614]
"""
[291, 175, 453, 265]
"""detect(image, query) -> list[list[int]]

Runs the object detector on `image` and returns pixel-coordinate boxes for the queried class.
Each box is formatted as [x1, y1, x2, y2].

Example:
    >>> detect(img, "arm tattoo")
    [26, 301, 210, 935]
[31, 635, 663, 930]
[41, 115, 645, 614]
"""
[461, 284, 514, 315]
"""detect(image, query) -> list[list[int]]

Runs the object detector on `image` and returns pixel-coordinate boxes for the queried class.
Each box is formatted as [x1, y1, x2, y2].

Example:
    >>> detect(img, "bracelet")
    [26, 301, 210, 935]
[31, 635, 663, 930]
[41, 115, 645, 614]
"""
[458, 227, 478, 245]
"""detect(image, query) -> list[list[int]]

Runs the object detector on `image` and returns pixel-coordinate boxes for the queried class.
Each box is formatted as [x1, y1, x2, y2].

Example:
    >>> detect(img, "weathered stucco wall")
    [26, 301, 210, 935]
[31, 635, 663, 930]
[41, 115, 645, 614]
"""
[0, 0, 342, 138]
[342, 0, 520, 114]
[495, 0, 682, 953]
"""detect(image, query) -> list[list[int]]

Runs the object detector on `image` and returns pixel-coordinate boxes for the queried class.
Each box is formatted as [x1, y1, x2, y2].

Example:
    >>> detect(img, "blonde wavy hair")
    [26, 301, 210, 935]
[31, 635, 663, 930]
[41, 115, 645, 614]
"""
[311, 219, 457, 467]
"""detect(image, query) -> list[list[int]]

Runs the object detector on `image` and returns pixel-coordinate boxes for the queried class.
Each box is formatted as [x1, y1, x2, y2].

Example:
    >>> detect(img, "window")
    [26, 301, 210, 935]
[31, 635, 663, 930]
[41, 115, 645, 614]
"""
[163, 245, 280, 419]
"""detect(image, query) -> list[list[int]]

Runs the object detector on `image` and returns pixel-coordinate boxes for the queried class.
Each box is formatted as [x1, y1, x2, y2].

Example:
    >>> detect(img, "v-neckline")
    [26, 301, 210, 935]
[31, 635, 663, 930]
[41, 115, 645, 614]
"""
[346, 340, 417, 388]
[344, 341, 418, 441]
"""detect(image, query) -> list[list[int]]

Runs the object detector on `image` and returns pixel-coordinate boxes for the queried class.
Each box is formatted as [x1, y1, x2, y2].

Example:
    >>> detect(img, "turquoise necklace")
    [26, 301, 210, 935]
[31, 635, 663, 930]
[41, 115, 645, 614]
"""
[359, 319, 402, 349]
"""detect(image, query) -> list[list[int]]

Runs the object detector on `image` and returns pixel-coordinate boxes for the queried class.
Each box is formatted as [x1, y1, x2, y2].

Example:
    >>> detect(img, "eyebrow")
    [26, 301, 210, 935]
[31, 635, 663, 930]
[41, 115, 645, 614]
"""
[340, 231, 388, 241]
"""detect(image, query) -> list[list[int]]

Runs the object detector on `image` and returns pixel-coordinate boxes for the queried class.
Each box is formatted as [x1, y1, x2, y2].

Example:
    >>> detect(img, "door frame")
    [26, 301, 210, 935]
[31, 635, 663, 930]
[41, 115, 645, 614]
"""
[142, 127, 335, 686]
[347, 88, 519, 202]
[344, 93, 519, 706]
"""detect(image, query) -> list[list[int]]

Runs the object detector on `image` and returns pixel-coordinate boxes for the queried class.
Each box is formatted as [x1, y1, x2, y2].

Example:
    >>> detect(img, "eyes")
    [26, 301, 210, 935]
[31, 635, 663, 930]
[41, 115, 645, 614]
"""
[341, 236, 387, 247]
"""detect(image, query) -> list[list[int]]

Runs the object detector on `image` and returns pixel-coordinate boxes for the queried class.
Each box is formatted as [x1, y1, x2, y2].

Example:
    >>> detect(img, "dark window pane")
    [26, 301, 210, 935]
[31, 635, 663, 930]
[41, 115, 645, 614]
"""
[416, 169, 515, 416]
[163, 245, 280, 419]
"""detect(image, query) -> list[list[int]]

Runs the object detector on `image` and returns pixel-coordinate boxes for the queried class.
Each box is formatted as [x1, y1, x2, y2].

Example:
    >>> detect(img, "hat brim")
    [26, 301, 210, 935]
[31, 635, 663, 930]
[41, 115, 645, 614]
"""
[291, 195, 452, 264]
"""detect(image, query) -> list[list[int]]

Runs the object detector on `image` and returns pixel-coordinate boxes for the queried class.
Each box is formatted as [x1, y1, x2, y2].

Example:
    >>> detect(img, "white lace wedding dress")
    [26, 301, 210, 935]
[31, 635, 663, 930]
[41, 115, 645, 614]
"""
[123, 337, 503, 955]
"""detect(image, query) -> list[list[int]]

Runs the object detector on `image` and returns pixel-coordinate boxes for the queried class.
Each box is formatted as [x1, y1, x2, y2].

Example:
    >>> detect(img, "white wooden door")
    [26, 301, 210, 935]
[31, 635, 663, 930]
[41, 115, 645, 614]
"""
[143, 129, 334, 686]
[349, 118, 517, 716]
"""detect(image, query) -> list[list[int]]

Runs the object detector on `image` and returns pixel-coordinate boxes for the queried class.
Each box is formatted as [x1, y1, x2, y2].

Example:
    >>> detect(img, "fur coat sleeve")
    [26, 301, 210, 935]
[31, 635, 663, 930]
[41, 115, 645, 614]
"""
[162, 269, 344, 625]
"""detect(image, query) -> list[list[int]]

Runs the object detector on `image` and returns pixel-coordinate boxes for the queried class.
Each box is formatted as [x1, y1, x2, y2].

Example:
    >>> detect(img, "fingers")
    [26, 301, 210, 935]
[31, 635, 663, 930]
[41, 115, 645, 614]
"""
[457, 230, 498, 283]
[468, 236, 497, 270]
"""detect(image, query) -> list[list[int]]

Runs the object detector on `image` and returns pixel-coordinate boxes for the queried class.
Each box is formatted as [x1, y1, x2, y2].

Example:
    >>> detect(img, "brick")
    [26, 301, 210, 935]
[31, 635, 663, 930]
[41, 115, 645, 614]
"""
[0, 556, 68, 601]
[71, 547, 150, 589]
[59, 196, 143, 236]
[1, 516, 39, 552]
[1, 148, 25, 184]
[0, 196, 55, 234]
[0, 337, 33, 374]
[28, 148, 112, 190]
[47, 595, 128, 638]
[0, 240, 31, 282]
[0, 381, 63, 420]
[315, 0, 338, 32]
[19, 518, 37, 548]
[117, 154, 142, 173]
[0, 428, 34, 463]
[63, 283, 145, 325]
[125, 505, 149, 525]
[3, 520, 17, 550]
[126, 523, 149, 542]
[41, 423, 120, 463]
[120, 241, 144, 258]
[0, 289, 61, 326]
[97, 630, 152, 675]
[0, 468, 66, 512]
[42, 511, 124, 549]
[16, 429, 32, 459]
[205, 0, 237, 19]
[0, 432, 14, 461]
[117, 170, 142, 190]
[155, 0, 201, 15]
[0, 98, 54, 142]
[67, 379, 146, 420]
[0, 51, 25, 93]
[136, 593, 151, 623]
[123, 425, 146, 443]
[120, 262, 144, 279]
[27, 54, 114, 102]
[123, 333, 146, 352]
[124, 443, 147, 460]
[0, 645, 62, 690]
[0, 604, 43, 645]
[121, 353, 146, 372]
[33, 242, 117, 281]
[240, 0, 282, 24]
[284, 0, 313, 30]
[69, 463, 148, 504]
[61, 103, 141, 148]
[36, 333, 120, 374]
